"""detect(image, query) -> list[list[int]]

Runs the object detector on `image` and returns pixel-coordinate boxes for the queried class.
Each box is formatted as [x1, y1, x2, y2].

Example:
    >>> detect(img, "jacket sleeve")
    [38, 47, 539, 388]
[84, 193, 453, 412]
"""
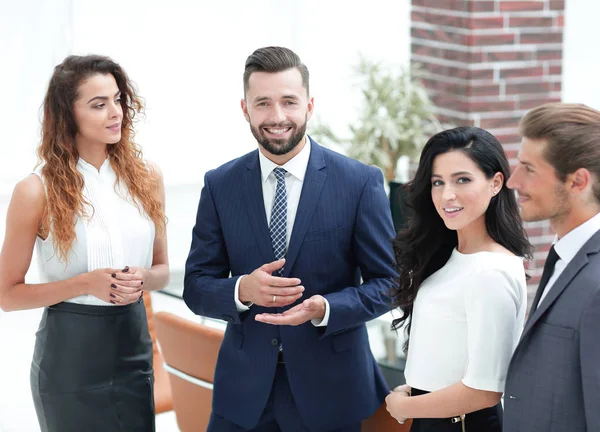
[183, 172, 247, 324]
[321, 167, 397, 337]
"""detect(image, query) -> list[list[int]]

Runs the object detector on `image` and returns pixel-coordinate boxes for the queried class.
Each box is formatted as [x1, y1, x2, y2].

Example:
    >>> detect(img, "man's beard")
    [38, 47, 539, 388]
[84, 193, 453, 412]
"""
[250, 119, 307, 156]
[521, 183, 570, 223]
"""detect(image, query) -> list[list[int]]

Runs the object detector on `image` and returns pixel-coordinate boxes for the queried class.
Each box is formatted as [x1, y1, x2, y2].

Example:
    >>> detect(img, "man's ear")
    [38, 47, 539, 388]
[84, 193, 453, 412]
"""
[306, 96, 315, 122]
[241, 99, 250, 123]
[567, 168, 592, 193]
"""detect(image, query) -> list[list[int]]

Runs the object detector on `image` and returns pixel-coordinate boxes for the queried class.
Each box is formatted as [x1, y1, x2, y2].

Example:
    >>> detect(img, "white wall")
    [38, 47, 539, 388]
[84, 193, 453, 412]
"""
[0, 0, 410, 273]
[0, 0, 73, 194]
[0, 0, 410, 190]
[563, 0, 600, 109]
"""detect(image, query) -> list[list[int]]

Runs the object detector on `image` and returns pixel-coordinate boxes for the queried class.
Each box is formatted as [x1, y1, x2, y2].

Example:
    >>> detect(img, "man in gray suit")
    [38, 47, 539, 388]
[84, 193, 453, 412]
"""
[504, 102, 600, 432]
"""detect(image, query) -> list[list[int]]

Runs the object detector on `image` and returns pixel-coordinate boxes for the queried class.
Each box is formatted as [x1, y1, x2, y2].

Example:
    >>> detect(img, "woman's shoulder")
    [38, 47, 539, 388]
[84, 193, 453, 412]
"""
[14, 173, 46, 204]
[451, 247, 525, 281]
[485, 242, 517, 257]
[473, 250, 524, 274]
[142, 159, 163, 179]
[465, 250, 526, 295]
[6, 174, 47, 224]
[139, 159, 164, 190]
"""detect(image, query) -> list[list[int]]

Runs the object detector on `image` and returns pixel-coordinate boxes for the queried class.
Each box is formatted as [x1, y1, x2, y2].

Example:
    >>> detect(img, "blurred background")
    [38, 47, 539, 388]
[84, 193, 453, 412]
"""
[0, 0, 598, 430]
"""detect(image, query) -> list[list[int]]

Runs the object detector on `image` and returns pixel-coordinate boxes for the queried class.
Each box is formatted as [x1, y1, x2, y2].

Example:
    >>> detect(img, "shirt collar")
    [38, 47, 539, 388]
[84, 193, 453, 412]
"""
[554, 211, 600, 265]
[258, 136, 311, 183]
[77, 157, 111, 175]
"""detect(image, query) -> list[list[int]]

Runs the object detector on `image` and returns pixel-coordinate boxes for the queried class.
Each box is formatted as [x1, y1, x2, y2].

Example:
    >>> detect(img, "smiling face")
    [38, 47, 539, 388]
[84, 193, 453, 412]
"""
[72, 73, 123, 150]
[506, 136, 570, 223]
[241, 68, 313, 161]
[431, 150, 503, 231]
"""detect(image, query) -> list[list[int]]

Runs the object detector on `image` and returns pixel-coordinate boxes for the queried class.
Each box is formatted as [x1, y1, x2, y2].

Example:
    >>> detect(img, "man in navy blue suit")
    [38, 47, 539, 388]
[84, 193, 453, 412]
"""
[184, 46, 397, 432]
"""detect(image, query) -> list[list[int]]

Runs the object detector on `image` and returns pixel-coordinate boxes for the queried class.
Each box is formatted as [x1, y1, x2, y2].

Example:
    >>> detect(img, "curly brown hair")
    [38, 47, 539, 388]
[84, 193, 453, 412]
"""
[36, 54, 166, 263]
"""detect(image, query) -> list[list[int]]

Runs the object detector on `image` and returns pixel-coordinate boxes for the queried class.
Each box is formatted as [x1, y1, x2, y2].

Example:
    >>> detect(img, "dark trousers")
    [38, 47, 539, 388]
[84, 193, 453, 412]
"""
[409, 388, 502, 432]
[208, 363, 361, 432]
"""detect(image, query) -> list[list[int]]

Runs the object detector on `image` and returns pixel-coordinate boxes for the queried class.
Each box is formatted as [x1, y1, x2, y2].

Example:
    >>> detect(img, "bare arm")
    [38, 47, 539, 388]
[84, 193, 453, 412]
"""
[0, 175, 87, 311]
[386, 382, 501, 420]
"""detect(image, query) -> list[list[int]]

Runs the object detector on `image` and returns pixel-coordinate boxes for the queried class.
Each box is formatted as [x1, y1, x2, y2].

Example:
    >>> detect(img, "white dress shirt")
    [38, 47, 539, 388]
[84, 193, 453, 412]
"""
[34, 158, 155, 306]
[538, 212, 600, 306]
[234, 138, 330, 326]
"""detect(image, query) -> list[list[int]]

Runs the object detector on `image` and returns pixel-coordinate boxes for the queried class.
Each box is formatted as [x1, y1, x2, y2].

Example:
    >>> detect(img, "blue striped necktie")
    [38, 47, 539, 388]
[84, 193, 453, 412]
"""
[269, 167, 287, 276]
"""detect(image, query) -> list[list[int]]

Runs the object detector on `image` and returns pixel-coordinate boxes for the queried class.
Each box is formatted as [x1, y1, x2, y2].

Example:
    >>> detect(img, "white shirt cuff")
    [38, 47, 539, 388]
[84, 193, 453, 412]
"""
[234, 275, 252, 312]
[311, 297, 330, 327]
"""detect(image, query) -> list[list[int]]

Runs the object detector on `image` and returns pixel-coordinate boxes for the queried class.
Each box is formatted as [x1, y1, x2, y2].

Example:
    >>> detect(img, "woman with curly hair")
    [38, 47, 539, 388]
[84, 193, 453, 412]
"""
[385, 127, 532, 431]
[0, 55, 169, 431]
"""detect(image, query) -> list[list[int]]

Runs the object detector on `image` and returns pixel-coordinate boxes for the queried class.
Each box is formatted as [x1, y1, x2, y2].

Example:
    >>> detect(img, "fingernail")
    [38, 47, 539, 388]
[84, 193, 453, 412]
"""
[122, 266, 130, 272]
[110, 300, 115, 304]
[140, 281, 144, 285]
[110, 293, 116, 298]
[111, 284, 117, 289]
[111, 273, 116, 278]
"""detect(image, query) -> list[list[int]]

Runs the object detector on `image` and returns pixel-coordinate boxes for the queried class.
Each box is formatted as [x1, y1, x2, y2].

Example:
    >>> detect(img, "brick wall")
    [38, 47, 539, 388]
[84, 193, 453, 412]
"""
[410, 0, 565, 305]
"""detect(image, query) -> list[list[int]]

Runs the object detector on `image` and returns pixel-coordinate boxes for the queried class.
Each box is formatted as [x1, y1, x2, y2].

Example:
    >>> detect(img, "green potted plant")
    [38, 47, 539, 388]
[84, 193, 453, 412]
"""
[310, 58, 447, 231]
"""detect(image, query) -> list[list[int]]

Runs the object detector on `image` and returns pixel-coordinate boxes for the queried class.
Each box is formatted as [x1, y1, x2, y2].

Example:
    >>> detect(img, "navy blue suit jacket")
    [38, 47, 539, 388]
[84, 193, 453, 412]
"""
[184, 138, 397, 431]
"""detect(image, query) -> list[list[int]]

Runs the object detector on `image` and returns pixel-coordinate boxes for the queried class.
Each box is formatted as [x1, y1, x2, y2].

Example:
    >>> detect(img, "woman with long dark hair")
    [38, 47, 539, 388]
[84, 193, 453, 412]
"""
[0, 55, 169, 431]
[385, 127, 532, 431]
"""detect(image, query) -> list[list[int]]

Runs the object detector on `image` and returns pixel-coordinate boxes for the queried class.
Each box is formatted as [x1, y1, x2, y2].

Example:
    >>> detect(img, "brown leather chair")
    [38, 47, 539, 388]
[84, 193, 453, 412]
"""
[142, 292, 173, 414]
[362, 403, 412, 431]
[153, 310, 412, 431]
[154, 311, 225, 432]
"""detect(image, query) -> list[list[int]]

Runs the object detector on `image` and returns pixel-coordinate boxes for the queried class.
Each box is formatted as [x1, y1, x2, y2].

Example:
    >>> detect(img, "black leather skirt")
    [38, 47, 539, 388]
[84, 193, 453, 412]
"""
[409, 388, 502, 432]
[30, 299, 155, 432]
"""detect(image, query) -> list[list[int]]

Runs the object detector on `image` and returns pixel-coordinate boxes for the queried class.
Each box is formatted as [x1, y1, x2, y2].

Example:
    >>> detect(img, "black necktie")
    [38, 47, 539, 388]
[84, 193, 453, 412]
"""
[530, 245, 560, 312]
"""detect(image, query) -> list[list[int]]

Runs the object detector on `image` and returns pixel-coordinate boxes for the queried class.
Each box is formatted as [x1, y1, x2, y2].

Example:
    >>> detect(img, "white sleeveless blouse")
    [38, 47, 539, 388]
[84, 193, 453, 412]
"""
[34, 158, 155, 306]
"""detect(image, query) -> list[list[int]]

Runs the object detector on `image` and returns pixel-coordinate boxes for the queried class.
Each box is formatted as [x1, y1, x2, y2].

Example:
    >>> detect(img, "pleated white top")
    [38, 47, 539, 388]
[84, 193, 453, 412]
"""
[34, 158, 155, 306]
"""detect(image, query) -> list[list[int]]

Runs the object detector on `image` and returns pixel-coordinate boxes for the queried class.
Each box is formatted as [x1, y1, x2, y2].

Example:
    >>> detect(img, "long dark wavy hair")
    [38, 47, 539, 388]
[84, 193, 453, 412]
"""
[391, 126, 532, 351]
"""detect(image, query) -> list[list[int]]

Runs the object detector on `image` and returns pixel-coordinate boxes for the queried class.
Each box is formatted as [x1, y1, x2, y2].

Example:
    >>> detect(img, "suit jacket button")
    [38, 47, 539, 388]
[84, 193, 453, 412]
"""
[271, 338, 280, 346]
[222, 315, 234, 323]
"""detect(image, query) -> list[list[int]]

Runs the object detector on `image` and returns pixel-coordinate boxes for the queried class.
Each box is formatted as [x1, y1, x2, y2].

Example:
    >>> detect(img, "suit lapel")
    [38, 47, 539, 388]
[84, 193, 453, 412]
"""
[283, 139, 327, 276]
[242, 151, 275, 264]
[519, 230, 600, 342]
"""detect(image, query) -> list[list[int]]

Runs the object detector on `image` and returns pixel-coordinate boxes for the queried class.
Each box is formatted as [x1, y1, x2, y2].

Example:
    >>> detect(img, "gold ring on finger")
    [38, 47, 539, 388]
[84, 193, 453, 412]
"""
[273, 295, 277, 303]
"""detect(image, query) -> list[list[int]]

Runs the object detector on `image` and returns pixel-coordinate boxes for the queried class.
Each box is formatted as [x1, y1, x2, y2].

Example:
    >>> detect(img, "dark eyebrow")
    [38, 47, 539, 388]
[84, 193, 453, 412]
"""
[431, 171, 473, 178]
[518, 159, 534, 167]
[87, 90, 121, 104]
[254, 95, 299, 103]
[253, 96, 271, 103]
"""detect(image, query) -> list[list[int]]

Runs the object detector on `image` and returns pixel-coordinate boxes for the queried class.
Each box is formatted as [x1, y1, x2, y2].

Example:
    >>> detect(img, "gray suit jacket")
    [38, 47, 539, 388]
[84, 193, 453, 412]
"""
[504, 229, 600, 432]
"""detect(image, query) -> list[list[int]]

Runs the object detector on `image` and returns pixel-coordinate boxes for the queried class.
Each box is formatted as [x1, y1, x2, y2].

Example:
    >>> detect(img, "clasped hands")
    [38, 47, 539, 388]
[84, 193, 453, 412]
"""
[385, 384, 412, 424]
[82, 266, 147, 305]
[239, 258, 326, 325]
